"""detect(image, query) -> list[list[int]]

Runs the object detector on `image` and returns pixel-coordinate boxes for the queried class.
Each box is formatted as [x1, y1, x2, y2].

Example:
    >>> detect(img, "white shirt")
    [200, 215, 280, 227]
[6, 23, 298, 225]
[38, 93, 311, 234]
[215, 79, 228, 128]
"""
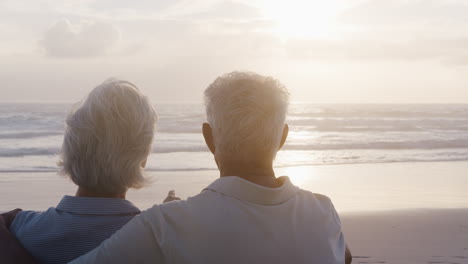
[70, 176, 345, 264]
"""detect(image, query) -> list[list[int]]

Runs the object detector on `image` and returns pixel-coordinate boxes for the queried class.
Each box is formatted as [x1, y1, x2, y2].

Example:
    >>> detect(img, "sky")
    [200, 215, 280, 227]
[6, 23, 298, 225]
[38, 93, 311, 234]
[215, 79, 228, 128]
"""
[1, 0, 468, 103]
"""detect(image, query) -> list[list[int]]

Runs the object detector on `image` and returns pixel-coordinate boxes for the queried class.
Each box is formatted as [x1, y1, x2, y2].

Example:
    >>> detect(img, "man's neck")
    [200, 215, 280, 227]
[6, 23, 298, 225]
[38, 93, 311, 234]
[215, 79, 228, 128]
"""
[75, 187, 126, 199]
[218, 160, 282, 188]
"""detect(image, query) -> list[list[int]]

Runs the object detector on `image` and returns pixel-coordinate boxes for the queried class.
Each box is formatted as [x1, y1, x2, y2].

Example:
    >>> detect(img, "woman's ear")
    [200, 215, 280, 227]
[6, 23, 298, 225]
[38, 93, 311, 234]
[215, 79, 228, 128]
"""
[202, 123, 216, 155]
[278, 124, 289, 150]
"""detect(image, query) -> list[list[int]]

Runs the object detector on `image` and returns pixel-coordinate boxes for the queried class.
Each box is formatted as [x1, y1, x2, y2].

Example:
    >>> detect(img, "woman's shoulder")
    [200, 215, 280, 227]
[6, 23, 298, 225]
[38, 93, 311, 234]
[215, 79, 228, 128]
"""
[10, 207, 55, 232]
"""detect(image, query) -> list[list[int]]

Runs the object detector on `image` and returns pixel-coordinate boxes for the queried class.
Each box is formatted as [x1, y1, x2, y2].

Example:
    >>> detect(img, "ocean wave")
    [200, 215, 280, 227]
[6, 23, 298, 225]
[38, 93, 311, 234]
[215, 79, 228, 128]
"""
[2, 158, 468, 173]
[288, 118, 468, 132]
[284, 139, 468, 150]
[153, 139, 468, 152]
[0, 168, 58, 173]
[3, 139, 468, 157]
[152, 145, 208, 153]
[0, 131, 63, 139]
[0, 146, 210, 157]
[0, 148, 60, 157]
[154, 118, 468, 133]
[288, 104, 468, 119]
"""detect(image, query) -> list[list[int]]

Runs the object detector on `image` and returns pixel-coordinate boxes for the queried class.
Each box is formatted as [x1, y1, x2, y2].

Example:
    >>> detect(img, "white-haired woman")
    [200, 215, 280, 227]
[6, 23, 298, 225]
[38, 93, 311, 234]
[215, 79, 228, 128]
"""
[5, 79, 172, 264]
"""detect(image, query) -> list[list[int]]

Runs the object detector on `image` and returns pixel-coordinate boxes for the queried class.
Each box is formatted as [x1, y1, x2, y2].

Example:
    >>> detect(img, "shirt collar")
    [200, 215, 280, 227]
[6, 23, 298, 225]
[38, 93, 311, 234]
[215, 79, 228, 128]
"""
[203, 176, 300, 205]
[56, 195, 140, 216]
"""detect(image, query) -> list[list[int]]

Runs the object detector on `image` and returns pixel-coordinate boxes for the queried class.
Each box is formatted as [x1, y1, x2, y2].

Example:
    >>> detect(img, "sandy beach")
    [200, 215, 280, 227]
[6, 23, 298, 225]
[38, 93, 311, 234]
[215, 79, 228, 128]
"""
[1, 161, 468, 263]
[342, 209, 468, 264]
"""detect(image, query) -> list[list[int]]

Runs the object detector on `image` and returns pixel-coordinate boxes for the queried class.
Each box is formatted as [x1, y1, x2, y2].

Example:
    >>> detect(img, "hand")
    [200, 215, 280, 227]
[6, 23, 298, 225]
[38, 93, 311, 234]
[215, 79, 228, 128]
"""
[163, 190, 181, 203]
[0, 210, 37, 264]
[0, 208, 22, 228]
[345, 244, 352, 264]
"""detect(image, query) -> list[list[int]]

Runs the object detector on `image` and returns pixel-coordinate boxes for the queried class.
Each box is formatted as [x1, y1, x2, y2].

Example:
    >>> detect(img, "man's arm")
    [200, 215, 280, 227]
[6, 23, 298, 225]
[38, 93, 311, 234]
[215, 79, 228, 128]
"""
[69, 207, 164, 264]
[71, 194, 177, 264]
[0, 209, 36, 264]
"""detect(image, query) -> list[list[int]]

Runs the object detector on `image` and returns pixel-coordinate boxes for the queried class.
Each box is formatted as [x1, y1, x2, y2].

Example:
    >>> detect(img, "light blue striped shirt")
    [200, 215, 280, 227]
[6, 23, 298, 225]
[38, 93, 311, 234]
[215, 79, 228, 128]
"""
[10, 195, 140, 264]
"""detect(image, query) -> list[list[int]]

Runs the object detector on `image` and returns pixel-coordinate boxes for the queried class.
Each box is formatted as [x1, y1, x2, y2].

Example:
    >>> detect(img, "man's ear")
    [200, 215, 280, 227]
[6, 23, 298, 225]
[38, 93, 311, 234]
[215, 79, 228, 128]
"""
[141, 159, 147, 168]
[278, 124, 289, 150]
[202, 123, 216, 154]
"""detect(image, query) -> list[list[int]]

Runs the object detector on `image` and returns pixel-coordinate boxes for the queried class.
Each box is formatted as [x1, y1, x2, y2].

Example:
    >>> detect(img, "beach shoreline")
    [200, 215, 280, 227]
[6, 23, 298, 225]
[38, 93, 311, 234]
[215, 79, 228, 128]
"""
[1, 160, 468, 212]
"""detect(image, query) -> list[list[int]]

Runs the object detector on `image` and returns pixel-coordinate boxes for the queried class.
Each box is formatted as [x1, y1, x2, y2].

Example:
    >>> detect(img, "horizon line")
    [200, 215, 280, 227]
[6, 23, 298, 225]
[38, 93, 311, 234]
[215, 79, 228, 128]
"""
[1, 101, 468, 105]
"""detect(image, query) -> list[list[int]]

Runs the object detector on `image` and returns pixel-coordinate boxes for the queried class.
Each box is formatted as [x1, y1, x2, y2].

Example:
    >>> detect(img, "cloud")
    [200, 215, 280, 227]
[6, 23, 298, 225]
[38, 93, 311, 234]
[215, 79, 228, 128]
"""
[340, 0, 468, 26]
[186, 1, 261, 20]
[284, 35, 468, 65]
[41, 19, 120, 57]
[277, 0, 468, 64]
[89, 0, 177, 12]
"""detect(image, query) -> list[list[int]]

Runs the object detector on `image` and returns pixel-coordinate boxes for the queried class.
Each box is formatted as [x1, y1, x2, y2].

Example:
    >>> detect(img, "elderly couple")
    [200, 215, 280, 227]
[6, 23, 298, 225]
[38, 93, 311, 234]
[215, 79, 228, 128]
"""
[1, 71, 352, 264]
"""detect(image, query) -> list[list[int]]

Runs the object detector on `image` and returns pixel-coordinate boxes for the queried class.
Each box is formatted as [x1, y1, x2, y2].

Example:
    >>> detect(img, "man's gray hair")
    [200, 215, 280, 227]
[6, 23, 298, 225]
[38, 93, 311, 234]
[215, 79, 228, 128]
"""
[58, 79, 157, 194]
[204, 71, 289, 162]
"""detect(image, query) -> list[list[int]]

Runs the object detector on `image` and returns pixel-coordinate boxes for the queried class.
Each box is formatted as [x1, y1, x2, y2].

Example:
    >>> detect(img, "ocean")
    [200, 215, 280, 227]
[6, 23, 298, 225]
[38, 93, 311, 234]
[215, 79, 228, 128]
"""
[1, 103, 468, 173]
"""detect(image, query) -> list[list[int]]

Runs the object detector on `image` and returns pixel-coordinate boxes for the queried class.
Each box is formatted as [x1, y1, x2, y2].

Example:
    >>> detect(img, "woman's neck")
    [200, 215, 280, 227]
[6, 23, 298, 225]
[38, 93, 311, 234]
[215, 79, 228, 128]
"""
[75, 187, 126, 199]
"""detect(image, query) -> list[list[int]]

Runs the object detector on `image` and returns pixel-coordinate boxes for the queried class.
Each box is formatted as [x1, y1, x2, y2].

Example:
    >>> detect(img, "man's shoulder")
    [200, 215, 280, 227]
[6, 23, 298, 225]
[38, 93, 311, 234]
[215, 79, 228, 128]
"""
[295, 189, 336, 212]
[297, 189, 342, 228]
[297, 189, 332, 203]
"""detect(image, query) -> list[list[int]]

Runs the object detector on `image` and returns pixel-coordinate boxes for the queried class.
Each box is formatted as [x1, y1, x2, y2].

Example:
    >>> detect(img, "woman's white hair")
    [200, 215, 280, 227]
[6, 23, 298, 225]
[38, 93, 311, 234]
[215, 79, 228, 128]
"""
[204, 71, 289, 162]
[58, 79, 157, 194]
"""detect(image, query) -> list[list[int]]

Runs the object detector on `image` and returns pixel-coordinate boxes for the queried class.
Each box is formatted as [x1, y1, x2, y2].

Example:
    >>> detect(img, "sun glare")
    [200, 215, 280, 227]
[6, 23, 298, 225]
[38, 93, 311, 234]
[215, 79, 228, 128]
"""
[261, 0, 341, 40]
[278, 166, 321, 187]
